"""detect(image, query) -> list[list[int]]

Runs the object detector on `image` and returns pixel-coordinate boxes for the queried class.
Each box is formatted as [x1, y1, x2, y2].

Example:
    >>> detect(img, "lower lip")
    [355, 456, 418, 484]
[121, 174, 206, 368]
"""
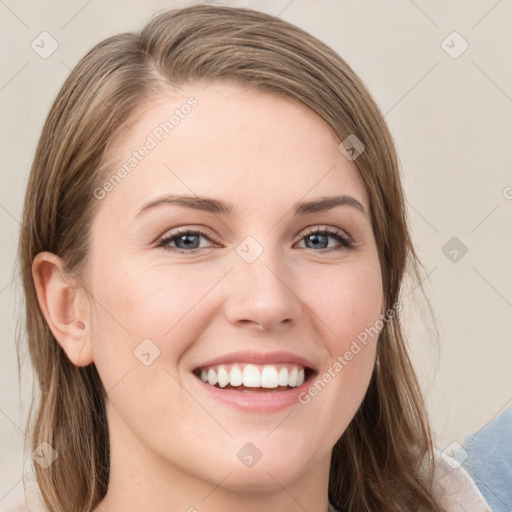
[192, 373, 316, 412]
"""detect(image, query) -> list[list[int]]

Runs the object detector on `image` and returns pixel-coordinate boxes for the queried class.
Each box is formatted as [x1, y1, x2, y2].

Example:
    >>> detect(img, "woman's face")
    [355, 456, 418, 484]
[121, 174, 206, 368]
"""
[84, 82, 383, 494]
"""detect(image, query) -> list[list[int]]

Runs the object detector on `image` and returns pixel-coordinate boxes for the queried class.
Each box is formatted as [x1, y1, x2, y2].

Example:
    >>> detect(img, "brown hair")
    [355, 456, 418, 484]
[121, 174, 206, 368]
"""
[18, 4, 440, 511]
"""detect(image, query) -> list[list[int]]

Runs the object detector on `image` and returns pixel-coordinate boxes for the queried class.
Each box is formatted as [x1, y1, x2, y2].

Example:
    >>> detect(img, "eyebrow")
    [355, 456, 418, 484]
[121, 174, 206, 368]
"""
[134, 194, 368, 220]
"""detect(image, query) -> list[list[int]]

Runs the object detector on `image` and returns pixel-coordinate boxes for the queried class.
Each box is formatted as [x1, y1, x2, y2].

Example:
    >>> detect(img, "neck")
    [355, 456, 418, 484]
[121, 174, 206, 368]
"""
[94, 405, 333, 512]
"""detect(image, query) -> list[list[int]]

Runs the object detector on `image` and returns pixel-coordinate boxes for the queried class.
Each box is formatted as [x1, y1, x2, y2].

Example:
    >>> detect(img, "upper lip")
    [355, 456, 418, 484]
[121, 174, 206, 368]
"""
[192, 350, 318, 372]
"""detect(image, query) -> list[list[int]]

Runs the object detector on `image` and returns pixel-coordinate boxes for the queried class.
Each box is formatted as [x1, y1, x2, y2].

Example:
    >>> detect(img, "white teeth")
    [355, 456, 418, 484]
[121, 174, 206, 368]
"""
[207, 368, 218, 386]
[243, 364, 261, 387]
[261, 366, 278, 388]
[278, 367, 289, 386]
[217, 365, 230, 388]
[198, 363, 308, 389]
[230, 365, 243, 386]
[297, 368, 305, 386]
[288, 367, 298, 387]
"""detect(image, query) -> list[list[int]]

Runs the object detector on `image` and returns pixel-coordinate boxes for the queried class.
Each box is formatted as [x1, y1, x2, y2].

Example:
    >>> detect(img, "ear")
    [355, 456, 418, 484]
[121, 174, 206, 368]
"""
[32, 252, 94, 367]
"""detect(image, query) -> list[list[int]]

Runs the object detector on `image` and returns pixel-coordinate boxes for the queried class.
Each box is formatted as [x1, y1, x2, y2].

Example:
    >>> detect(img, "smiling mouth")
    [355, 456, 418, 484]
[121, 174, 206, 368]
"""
[192, 362, 315, 392]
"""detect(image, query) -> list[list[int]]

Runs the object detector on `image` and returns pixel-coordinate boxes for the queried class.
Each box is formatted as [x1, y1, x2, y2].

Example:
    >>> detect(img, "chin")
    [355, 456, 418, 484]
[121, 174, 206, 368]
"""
[212, 463, 306, 493]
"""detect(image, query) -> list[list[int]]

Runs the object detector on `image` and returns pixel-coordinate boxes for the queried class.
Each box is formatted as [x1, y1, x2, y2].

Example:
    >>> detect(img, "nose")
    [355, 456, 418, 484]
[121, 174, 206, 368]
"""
[222, 241, 303, 331]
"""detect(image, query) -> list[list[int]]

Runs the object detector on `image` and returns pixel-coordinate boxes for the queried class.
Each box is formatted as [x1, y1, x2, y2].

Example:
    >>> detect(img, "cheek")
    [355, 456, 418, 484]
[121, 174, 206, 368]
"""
[87, 259, 224, 384]
[293, 263, 382, 435]
[90, 255, 197, 336]
[313, 260, 383, 350]
[305, 260, 382, 407]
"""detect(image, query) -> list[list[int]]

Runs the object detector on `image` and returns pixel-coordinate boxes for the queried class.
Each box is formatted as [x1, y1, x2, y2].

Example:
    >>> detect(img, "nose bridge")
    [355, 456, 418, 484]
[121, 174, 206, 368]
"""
[224, 234, 302, 329]
[234, 235, 290, 298]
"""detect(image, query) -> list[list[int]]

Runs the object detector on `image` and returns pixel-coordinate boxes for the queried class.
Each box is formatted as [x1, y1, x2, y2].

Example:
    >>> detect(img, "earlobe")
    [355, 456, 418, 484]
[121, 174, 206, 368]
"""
[32, 252, 94, 367]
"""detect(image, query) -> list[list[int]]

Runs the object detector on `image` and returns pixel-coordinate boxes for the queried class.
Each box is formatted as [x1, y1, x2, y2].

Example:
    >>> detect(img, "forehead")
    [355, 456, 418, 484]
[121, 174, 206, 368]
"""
[94, 81, 369, 221]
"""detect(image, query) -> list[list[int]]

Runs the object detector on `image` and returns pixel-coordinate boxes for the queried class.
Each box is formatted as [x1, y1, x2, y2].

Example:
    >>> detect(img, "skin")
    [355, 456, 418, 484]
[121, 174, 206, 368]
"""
[33, 82, 383, 512]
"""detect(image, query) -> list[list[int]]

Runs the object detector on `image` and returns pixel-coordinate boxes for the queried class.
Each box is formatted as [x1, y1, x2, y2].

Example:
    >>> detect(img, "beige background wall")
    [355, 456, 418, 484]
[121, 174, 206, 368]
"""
[1, 0, 511, 508]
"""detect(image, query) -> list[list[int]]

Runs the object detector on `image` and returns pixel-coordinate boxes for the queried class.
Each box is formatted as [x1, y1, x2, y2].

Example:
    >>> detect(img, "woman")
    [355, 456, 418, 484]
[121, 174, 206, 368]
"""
[18, 5, 491, 511]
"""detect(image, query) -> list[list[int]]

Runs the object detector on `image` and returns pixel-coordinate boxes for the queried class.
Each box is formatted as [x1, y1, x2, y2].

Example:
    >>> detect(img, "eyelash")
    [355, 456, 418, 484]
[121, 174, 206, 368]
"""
[157, 226, 354, 255]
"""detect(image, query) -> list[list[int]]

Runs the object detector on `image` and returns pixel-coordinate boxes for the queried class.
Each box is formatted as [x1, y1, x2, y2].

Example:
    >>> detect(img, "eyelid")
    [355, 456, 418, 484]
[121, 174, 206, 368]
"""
[157, 226, 217, 246]
[157, 224, 355, 253]
[296, 224, 352, 241]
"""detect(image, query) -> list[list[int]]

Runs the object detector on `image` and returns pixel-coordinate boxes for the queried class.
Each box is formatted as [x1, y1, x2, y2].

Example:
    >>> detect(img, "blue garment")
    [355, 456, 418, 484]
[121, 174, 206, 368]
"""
[461, 406, 512, 512]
